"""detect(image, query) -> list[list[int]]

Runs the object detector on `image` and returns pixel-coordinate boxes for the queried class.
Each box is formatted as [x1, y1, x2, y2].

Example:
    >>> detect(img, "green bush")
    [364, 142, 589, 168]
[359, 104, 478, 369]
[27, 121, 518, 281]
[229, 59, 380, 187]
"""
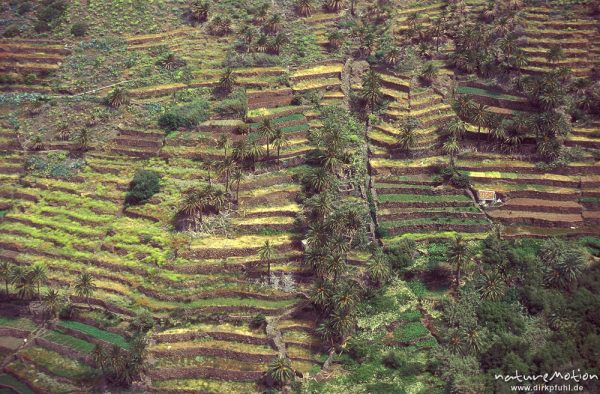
[385, 239, 416, 271]
[449, 172, 471, 188]
[382, 350, 404, 369]
[17, 2, 32, 15]
[71, 22, 88, 37]
[158, 99, 210, 131]
[125, 170, 160, 205]
[249, 314, 267, 330]
[23, 73, 36, 85]
[394, 321, 429, 343]
[214, 89, 247, 118]
[35, 0, 67, 32]
[25, 152, 84, 179]
[3, 25, 20, 38]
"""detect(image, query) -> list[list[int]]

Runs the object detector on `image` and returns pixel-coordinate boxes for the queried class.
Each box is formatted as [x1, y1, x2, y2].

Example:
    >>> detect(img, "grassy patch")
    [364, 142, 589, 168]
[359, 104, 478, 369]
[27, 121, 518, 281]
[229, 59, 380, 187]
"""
[58, 321, 129, 349]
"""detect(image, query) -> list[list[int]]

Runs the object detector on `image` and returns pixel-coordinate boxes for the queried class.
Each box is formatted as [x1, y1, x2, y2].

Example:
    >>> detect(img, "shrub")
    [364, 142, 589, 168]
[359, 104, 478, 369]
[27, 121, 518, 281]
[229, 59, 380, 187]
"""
[449, 172, 471, 188]
[385, 239, 416, 271]
[3, 25, 21, 38]
[0, 73, 18, 84]
[158, 98, 210, 131]
[105, 87, 130, 108]
[37, 0, 67, 23]
[71, 22, 88, 37]
[214, 89, 247, 118]
[17, 2, 32, 15]
[25, 152, 84, 179]
[249, 314, 267, 330]
[23, 73, 37, 85]
[125, 170, 160, 205]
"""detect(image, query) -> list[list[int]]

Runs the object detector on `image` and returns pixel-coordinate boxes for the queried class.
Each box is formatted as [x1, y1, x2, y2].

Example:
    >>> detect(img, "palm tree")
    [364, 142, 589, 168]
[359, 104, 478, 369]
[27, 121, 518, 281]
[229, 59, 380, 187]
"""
[240, 25, 258, 53]
[360, 69, 383, 114]
[368, 253, 391, 287]
[309, 279, 333, 310]
[0, 260, 12, 295]
[11, 266, 34, 300]
[264, 13, 282, 34]
[305, 192, 334, 220]
[320, 308, 356, 344]
[29, 263, 47, 299]
[325, 254, 346, 281]
[106, 87, 130, 109]
[398, 124, 417, 151]
[462, 326, 484, 354]
[231, 167, 244, 201]
[478, 271, 506, 301]
[541, 239, 586, 290]
[178, 185, 227, 229]
[470, 102, 489, 148]
[255, 34, 269, 53]
[296, 0, 314, 16]
[189, 0, 209, 23]
[258, 240, 275, 283]
[258, 119, 276, 159]
[205, 159, 215, 185]
[333, 282, 360, 311]
[203, 184, 227, 214]
[217, 158, 237, 193]
[271, 128, 289, 166]
[267, 357, 295, 387]
[43, 288, 62, 318]
[448, 235, 469, 288]
[324, 0, 344, 13]
[74, 271, 96, 307]
[546, 45, 564, 65]
[442, 137, 460, 166]
[252, 3, 270, 25]
[443, 117, 467, 140]
[218, 68, 236, 95]
[420, 62, 438, 85]
[74, 128, 92, 151]
[327, 30, 343, 51]
[216, 134, 232, 159]
[453, 96, 476, 119]
[268, 33, 287, 55]
[304, 167, 333, 193]
[383, 47, 402, 67]
[233, 138, 250, 167]
[246, 135, 265, 171]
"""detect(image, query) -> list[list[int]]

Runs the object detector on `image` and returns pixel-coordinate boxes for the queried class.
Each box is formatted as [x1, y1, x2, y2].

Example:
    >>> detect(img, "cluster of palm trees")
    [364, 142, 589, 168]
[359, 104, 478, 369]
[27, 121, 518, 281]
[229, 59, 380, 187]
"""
[207, 3, 287, 56]
[177, 184, 227, 231]
[450, 0, 527, 76]
[0, 261, 97, 316]
[92, 336, 146, 387]
[0, 261, 47, 300]
[299, 107, 375, 346]
[295, 0, 345, 17]
[176, 117, 293, 230]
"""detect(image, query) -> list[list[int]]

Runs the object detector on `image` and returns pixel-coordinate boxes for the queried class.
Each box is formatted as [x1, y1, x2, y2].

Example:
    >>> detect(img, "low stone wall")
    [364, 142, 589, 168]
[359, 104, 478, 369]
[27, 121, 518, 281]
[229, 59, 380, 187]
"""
[34, 337, 92, 365]
[149, 366, 262, 382]
[386, 223, 489, 235]
[379, 201, 473, 209]
[150, 346, 277, 363]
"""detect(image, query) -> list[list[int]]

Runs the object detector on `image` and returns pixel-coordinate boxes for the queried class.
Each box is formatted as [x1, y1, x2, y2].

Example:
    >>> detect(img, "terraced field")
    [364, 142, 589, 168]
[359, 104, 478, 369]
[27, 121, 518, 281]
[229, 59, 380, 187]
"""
[0, 39, 69, 94]
[519, 6, 600, 77]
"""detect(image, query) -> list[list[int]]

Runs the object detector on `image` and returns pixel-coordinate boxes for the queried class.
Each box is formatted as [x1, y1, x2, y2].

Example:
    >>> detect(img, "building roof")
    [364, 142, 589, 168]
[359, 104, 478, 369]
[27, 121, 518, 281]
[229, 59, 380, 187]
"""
[477, 190, 496, 200]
